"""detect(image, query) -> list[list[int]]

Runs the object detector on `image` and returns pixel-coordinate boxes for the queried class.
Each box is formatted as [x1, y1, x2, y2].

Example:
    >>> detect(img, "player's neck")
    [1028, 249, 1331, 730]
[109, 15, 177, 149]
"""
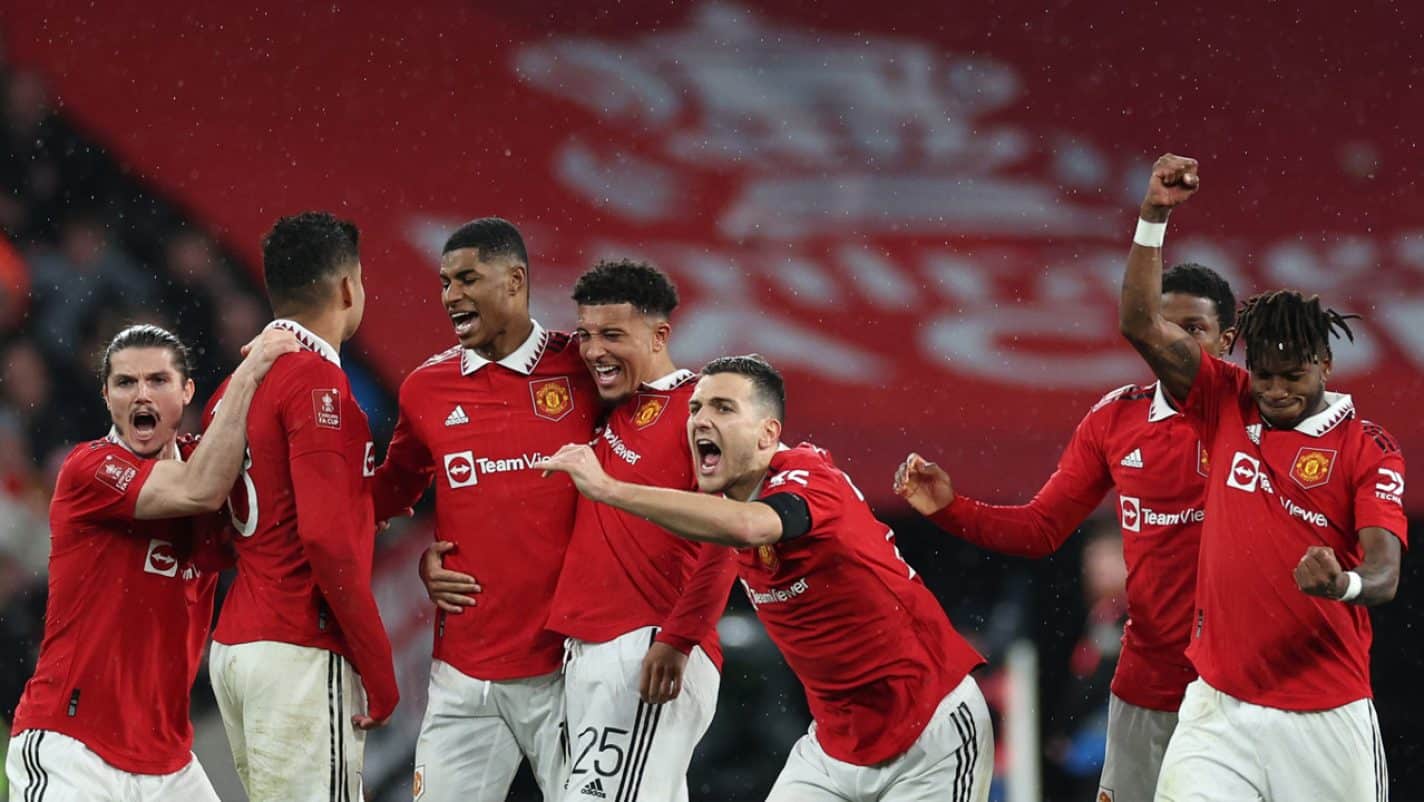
[472, 316, 534, 363]
[638, 354, 679, 386]
[280, 311, 346, 354]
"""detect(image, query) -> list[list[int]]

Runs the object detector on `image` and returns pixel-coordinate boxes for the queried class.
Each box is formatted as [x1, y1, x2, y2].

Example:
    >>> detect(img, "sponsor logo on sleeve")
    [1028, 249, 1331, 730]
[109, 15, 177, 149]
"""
[444, 451, 478, 488]
[530, 377, 574, 422]
[631, 393, 669, 429]
[1098, 790, 1115, 802]
[1376, 468, 1405, 506]
[1290, 447, 1337, 490]
[1226, 452, 1261, 492]
[1197, 441, 1210, 478]
[144, 538, 179, 577]
[95, 454, 139, 494]
[313, 388, 342, 429]
[364, 441, 376, 477]
[413, 765, 425, 801]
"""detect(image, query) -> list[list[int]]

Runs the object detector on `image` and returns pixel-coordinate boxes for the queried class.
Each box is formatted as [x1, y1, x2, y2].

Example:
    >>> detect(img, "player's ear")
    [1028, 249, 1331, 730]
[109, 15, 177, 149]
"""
[508, 264, 527, 298]
[182, 377, 196, 406]
[1219, 328, 1236, 353]
[338, 273, 356, 310]
[650, 318, 671, 353]
[1320, 357, 1333, 383]
[760, 417, 781, 449]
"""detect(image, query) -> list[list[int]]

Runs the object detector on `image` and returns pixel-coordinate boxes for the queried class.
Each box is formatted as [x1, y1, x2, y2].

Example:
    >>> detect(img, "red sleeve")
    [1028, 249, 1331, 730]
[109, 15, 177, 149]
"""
[372, 383, 434, 523]
[1353, 422, 1408, 548]
[1179, 353, 1250, 440]
[929, 405, 1112, 557]
[290, 449, 399, 720]
[655, 542, 737, 655]
[280, 364, 398, 719]
[61, 445, 158, 524]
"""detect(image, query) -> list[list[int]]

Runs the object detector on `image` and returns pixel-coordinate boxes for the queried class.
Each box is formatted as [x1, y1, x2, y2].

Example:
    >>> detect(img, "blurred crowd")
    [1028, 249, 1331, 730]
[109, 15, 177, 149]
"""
[0, 45, 269, 731]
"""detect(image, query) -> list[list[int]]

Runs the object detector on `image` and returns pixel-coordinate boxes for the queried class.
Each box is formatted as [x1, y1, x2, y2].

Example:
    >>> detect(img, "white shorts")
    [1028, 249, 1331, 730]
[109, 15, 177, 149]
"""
[209, 640, 366, 802]
[4, 729, 218, 802]
[1154, 678, 1388, 802]
[413, 660, 567, 802]
[766, 674, 994, 802]
[1099, 692, 1179, 802]
[559, 626, 720, 802]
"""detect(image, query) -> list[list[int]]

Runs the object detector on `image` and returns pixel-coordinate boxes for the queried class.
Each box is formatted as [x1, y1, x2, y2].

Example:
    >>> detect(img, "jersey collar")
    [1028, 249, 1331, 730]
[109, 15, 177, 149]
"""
[1291, 392, 1355, 437]
[1146, 382, 1179, 423]
[104, 427, 182, 461]
[641, 368, 697, 391]
[460, 320, 549, 376]
[267, 319, 341, 367]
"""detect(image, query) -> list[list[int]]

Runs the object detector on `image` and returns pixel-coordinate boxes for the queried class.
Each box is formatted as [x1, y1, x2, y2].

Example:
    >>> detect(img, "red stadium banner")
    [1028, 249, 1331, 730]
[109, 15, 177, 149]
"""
[8, 1, 1422, 511]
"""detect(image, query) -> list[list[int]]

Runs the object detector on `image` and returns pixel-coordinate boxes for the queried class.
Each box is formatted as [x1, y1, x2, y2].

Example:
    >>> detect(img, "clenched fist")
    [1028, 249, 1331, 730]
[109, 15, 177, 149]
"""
[1294, 545, 1348, 599]
[1141, 153, 1200, 222]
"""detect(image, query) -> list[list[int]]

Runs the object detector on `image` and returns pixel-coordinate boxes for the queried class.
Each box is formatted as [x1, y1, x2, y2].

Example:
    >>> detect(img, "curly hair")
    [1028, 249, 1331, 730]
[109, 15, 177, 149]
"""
[571, 259, 679, 318]
[1163, 262, 1236, 330]
[261, 211, 360, 312]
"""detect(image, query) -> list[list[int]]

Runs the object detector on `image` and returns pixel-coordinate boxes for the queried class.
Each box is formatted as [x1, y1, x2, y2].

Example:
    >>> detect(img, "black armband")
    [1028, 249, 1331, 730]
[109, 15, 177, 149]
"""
[754, 493, 812, 542]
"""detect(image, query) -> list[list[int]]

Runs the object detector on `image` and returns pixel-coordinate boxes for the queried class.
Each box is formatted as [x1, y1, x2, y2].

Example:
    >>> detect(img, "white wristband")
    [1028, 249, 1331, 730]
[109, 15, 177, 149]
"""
[1134, 218, 1167, 248]
[1339, 570, 1363, 602]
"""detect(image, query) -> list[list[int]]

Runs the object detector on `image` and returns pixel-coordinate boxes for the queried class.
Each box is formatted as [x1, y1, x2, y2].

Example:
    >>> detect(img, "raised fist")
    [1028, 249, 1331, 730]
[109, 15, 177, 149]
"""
[1141, 153, 1200, 217]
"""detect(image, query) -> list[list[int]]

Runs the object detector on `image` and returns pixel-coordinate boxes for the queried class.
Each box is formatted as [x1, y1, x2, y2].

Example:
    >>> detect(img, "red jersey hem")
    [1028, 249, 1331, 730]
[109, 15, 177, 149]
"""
[1197, 670, 1372, 712]
[435, 650, 564, 681]
[10, 720, 190, 776]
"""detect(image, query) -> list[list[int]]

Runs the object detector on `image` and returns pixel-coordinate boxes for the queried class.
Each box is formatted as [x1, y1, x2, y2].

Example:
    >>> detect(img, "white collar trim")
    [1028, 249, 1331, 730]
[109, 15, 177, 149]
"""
[642, 368, 697, 391]
[460, 321, 549, 377]
[267, 319, 341, 366]
[1147, 382, 1180, 423]
[105, 427, 182, 461]
[1292, 392, 1355, 437]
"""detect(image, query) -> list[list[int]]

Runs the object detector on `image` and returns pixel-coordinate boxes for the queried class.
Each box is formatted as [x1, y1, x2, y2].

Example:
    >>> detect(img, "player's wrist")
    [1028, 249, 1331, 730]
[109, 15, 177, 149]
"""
[1336, 570, 1363, 602]
[1133, 216, 1168, 248]
[1138, 201, 1171, 224]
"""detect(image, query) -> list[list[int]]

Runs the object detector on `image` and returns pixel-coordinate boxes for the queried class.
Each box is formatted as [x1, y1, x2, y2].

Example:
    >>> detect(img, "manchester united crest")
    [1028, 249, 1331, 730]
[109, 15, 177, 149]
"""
[1197, 441, 1210, 478]
[1290, 447, 1337, 490]
[529, 377, 574, 422]
[631, 393, 669, 429]
[756, 544, 780, 572]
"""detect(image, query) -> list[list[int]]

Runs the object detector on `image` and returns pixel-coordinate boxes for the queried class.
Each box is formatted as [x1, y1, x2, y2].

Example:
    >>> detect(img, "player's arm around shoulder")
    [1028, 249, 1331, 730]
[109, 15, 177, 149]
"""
[536, 442, 787, 547]
[135, 328, 300, 519]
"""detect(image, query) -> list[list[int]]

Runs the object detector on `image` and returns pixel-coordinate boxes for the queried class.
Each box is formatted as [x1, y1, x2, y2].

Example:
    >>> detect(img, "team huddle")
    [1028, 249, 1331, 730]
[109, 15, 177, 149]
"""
[4, 155, 1406, 802]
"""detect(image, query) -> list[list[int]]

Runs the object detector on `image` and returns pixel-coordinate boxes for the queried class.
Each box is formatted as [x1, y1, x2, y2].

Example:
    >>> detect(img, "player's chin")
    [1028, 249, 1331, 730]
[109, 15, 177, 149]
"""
[694, 472, 729, 495]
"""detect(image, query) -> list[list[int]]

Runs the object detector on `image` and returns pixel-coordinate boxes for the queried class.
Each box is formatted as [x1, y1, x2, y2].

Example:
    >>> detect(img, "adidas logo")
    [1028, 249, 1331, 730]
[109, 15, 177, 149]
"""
[444, 405, 470, 427]
[580, 779, 607, 798]
[1119, 448, 1144, 469]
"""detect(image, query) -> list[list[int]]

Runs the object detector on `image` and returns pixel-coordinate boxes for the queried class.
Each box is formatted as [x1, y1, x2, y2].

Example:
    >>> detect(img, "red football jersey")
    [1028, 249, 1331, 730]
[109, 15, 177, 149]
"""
[372, 324, 598, 679]
[546, 370, 737, 665]
[1182, 353, 1408, 710]
[933, 381, 1204, 711]
[13, 435, 219, 775]
[203, 320, 397, 717]
[746, 443, 984, 766]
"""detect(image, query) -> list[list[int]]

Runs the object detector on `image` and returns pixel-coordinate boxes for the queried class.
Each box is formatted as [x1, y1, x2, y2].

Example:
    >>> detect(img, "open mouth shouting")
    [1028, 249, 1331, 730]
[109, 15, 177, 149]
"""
[130, 407, 161, 446]
[695, 437, 723, 476]
[591, 361, 624, 391]
[449, 309, 480, 340]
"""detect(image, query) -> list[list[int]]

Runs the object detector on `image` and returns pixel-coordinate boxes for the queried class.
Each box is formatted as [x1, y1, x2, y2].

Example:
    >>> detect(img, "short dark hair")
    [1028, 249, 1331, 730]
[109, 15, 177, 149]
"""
[442, 217, 528, 266]
[701, 354, 786, 421]
[99, 324, 192, 384]
[261, 211, 360, 312]
[1162, 262, 1237, 330]
[572, 259, 679, 318]
[1231, 290, 1359, 369]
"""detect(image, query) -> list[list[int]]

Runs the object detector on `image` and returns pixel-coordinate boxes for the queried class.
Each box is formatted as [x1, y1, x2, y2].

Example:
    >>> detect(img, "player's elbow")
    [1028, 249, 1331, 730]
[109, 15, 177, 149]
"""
[727, 508, 782, 547]
[1118, 309, 1152, 344]
[1370, 570, 1400, 606]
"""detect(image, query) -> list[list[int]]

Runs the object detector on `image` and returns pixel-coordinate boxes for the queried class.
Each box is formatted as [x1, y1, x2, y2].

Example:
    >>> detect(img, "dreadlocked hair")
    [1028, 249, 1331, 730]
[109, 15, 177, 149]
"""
[1230, 290, 1360, 369]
